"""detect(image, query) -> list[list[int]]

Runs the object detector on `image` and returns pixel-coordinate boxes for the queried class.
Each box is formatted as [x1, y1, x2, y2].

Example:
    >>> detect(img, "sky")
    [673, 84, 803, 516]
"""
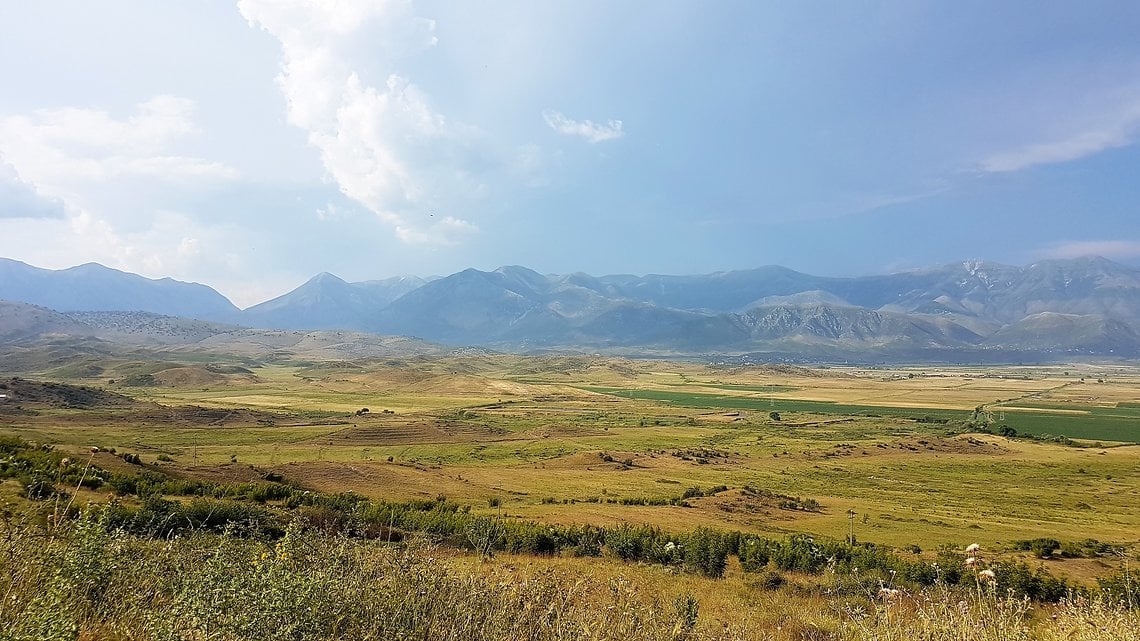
[1, 1, 1139, 308]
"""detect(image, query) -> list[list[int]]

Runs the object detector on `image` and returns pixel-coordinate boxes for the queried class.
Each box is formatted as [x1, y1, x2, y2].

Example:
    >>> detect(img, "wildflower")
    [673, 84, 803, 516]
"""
[965, 543, 980, 554]
[89, 446, 100, 454]
[978, 569, 995, 579]
[60, 458, 71, 466]
[965, 557, 977, 567]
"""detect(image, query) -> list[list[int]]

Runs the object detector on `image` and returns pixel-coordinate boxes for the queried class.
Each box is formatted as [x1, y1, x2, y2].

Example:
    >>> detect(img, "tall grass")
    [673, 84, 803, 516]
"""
[1, 509, 1136, 641]
[1, 510, 697, 641]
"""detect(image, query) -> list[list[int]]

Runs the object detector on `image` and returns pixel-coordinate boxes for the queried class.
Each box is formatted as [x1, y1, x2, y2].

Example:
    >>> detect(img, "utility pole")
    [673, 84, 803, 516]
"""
[847, 509, 856, 545]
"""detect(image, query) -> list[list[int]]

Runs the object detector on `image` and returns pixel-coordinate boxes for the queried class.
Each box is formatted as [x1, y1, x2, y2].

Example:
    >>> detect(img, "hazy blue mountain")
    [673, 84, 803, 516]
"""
[370, 266, 603, 343]
[0, 258, 240, 322]
[737, 304, 984, 347]
[569, 303, 749, 350]
[981, 312, 1140, 355]
[241, 272, 428, 330]
[592, 266, 826, 312]
[747, 290, 853, 309]
[5, 256, 1140, 358]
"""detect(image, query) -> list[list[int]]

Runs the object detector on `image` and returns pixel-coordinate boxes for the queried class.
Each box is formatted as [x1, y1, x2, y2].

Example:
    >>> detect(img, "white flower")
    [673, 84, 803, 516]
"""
[965, 557, 977, 567]
[978, 569, 996, 580]
[965, 543, 980, 554]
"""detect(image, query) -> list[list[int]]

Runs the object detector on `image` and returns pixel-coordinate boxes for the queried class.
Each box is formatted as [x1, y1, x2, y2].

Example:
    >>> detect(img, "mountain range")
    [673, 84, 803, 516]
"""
[3, 256, 1140, 360]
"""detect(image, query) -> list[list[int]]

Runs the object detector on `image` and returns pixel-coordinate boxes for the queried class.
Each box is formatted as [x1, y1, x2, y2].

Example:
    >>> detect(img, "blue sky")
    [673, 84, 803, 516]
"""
[1, 1, 1139, 307]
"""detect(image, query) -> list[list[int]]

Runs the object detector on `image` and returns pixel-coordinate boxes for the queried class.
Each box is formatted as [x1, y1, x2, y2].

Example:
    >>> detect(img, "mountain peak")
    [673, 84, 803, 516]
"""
[305, 272, 349, 287]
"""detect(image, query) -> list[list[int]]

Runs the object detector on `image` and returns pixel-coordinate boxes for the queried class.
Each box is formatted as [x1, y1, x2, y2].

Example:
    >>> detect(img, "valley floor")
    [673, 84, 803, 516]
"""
[2, 355, 1139, 639]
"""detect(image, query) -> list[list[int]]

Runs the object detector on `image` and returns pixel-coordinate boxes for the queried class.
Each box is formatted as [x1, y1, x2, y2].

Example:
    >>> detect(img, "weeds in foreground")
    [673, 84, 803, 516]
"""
[1, 512, 1137, 641]
[840, 543, 1138, 641]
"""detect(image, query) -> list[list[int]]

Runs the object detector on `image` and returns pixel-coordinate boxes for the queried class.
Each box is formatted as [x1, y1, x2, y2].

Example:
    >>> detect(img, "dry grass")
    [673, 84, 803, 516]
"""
[2, 513, 1136, 641]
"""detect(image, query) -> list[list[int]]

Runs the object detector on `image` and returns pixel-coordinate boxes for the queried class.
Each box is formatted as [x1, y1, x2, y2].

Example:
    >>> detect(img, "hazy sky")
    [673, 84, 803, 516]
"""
[2, 1, 1139, 307]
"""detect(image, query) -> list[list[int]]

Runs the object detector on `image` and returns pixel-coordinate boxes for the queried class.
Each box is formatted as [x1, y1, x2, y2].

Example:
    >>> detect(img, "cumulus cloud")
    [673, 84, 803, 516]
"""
[0, 204, 275, 305]
[1038, 240, 1140, 262]
[239, 0, 481, 246]
[0, 95, 254, 297]
[980, 97, 1140, 173]
[543, 109, 624, 143]
[0, 96, 238, 192]
[0, 161, 64, 219]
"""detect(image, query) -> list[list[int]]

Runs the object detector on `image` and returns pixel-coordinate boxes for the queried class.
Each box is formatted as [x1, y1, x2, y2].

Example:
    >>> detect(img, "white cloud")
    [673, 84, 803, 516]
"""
[316, 202, 343, 221]
[395, 215, 478, 246]
[0, 96, 238, 193]
[0, 160, 64, 219]
[1038, 240, 1140, 262]
[979, 97, 1140, 173]
[543, 109, 624, 143]
[0, 94, 254, 295]
[239, 0, 481, 247]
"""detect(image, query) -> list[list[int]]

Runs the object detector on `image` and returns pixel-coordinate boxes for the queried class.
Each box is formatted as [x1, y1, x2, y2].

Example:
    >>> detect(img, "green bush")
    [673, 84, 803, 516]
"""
[1097, 568, 1140, 608]
[1012, 537, 1061, 558]
[738, 535, 772, 572]
[993, 560, 1068, 602]
[682, 528, 730, 578]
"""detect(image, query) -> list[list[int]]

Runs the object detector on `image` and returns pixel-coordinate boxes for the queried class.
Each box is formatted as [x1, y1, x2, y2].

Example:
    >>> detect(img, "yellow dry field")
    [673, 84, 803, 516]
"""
[4, 356, 1139, 582]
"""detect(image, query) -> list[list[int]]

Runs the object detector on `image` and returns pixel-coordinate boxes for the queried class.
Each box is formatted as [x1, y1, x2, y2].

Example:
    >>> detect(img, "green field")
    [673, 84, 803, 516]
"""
[583, 386, 969, 421]
[992, 401, 1140, 442]
[587, 386, 1140, 444]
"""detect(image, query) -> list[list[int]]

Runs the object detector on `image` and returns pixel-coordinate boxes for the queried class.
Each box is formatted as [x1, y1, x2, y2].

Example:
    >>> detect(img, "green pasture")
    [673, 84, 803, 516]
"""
[584, 387, 968, 420]
[588, 387, 1140, 443]
[991, 401, 1140, 443]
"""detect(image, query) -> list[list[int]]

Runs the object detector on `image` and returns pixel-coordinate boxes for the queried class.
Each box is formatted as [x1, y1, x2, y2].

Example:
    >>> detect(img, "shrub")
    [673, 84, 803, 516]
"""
[993, 560, 1068, 602]
[682, 528, 730, 578]
[739, 535, 772, 572]
[1097, 568, 1140, 608]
